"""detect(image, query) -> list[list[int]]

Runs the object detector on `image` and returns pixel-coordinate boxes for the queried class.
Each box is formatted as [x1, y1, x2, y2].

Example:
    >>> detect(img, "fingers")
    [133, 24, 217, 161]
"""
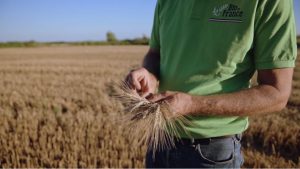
[124, 68, 158, 98]
[132, 75, 142, 91]
[141, 90, 150, 98]
[147, 91, 174, 103]
[140, 78, 150, 97]
[125, 69, 143, 90]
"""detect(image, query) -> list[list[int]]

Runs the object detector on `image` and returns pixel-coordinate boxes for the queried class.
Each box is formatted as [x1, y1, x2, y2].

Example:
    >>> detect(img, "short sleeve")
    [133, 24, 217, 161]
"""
[149, 1, 160, 49]
[254, 0, 297, 70]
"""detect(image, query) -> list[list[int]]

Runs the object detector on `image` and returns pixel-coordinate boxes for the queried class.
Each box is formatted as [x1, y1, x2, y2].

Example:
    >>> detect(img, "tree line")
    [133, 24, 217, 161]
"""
[0, 32, 299, 48]
[0, 31, 150, 48]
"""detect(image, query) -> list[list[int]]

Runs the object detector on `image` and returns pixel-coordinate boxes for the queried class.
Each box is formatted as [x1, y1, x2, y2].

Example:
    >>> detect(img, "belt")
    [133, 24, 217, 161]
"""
[174, 134, 237, 146]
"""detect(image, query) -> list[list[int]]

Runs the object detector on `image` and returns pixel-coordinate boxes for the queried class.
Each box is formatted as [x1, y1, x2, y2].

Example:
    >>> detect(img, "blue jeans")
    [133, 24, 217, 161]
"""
[146, 134, 244, 168]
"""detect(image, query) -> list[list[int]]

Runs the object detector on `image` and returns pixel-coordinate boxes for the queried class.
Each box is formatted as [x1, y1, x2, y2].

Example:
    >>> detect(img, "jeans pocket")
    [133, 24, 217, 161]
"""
[195, 138, 234, 164]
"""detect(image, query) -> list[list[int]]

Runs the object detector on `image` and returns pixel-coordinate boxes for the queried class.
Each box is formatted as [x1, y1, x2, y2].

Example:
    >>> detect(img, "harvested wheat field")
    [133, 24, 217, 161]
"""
[0, 46, 299, 168]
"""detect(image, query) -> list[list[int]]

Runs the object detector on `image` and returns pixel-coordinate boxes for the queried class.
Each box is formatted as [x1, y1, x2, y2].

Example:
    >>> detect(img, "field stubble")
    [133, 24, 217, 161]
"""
[0, 46, 299, 168]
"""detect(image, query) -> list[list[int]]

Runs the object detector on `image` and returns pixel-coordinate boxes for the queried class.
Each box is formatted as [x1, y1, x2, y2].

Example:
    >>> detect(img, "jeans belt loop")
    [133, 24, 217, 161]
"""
[191, 138, 195, 144]
[235, 134, 241, 142]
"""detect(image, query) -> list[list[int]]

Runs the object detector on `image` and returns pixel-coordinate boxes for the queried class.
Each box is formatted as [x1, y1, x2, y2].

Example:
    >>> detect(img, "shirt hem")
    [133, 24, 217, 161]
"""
[255, 60, 295, 70]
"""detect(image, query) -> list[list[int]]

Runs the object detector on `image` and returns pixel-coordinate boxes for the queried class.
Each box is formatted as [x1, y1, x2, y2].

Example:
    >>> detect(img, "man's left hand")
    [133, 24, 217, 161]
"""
[147, 91, 194, 117]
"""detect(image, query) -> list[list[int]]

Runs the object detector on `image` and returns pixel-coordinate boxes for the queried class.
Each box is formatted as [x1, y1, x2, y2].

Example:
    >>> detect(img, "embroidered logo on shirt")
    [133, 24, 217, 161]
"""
[210, 4, 243, 23]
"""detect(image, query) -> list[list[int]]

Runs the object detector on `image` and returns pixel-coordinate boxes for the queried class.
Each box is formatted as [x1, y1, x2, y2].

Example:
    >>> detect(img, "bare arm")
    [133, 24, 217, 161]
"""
[149, 68, 294, 116]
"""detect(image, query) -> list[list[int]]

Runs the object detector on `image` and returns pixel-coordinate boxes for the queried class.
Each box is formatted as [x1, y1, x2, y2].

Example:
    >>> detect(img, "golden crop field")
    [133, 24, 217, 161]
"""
[0, 46, 299, 168]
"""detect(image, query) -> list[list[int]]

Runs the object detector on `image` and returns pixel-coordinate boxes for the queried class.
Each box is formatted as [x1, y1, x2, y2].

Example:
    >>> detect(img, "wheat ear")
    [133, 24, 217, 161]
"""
[114, 81, 194, 157]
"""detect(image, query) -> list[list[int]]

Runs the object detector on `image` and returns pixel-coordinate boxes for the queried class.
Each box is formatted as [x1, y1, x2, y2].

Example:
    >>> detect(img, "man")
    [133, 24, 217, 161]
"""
[125, 0, 297, 168]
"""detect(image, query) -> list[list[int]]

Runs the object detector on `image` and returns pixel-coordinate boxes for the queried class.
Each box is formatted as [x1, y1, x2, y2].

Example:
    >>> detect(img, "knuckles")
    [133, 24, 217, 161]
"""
[129, 68, 148, 78]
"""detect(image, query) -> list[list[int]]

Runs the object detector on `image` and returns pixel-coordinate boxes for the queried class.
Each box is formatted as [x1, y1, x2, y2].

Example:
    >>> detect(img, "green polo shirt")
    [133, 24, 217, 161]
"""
[150, 0, 297, 138]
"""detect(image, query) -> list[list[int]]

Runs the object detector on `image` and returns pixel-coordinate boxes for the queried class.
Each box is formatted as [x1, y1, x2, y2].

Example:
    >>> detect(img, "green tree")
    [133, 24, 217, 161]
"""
[106, 31, 117, 43]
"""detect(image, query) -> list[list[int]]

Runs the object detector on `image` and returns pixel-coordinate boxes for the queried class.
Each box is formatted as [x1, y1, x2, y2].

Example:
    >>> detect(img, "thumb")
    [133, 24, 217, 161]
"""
[141, 91, 150, 98]
[132, 77, 142, 91]
[147, 93, 167, 103]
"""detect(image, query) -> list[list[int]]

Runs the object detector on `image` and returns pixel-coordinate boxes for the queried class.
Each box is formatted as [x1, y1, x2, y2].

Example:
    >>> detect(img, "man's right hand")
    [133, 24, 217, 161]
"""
[125, 67, 158, 98]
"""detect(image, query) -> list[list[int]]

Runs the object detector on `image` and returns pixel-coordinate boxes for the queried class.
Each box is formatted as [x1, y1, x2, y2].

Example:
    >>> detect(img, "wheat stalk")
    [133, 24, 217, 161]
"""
[114, 81, 193, 157]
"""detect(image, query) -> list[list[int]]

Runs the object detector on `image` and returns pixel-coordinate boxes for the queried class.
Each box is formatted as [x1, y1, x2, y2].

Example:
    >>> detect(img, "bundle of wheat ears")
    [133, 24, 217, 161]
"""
[114, 82, 193, 156]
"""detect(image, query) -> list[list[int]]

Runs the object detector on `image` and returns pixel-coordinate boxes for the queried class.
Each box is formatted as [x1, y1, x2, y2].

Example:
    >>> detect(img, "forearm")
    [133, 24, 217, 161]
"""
[189, 85, 289, 116]
[142, 48, 160, 80]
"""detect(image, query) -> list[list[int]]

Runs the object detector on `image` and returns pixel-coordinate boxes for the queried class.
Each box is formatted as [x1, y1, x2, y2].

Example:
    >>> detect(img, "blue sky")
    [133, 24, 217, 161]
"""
[0, 0, 299, 42]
